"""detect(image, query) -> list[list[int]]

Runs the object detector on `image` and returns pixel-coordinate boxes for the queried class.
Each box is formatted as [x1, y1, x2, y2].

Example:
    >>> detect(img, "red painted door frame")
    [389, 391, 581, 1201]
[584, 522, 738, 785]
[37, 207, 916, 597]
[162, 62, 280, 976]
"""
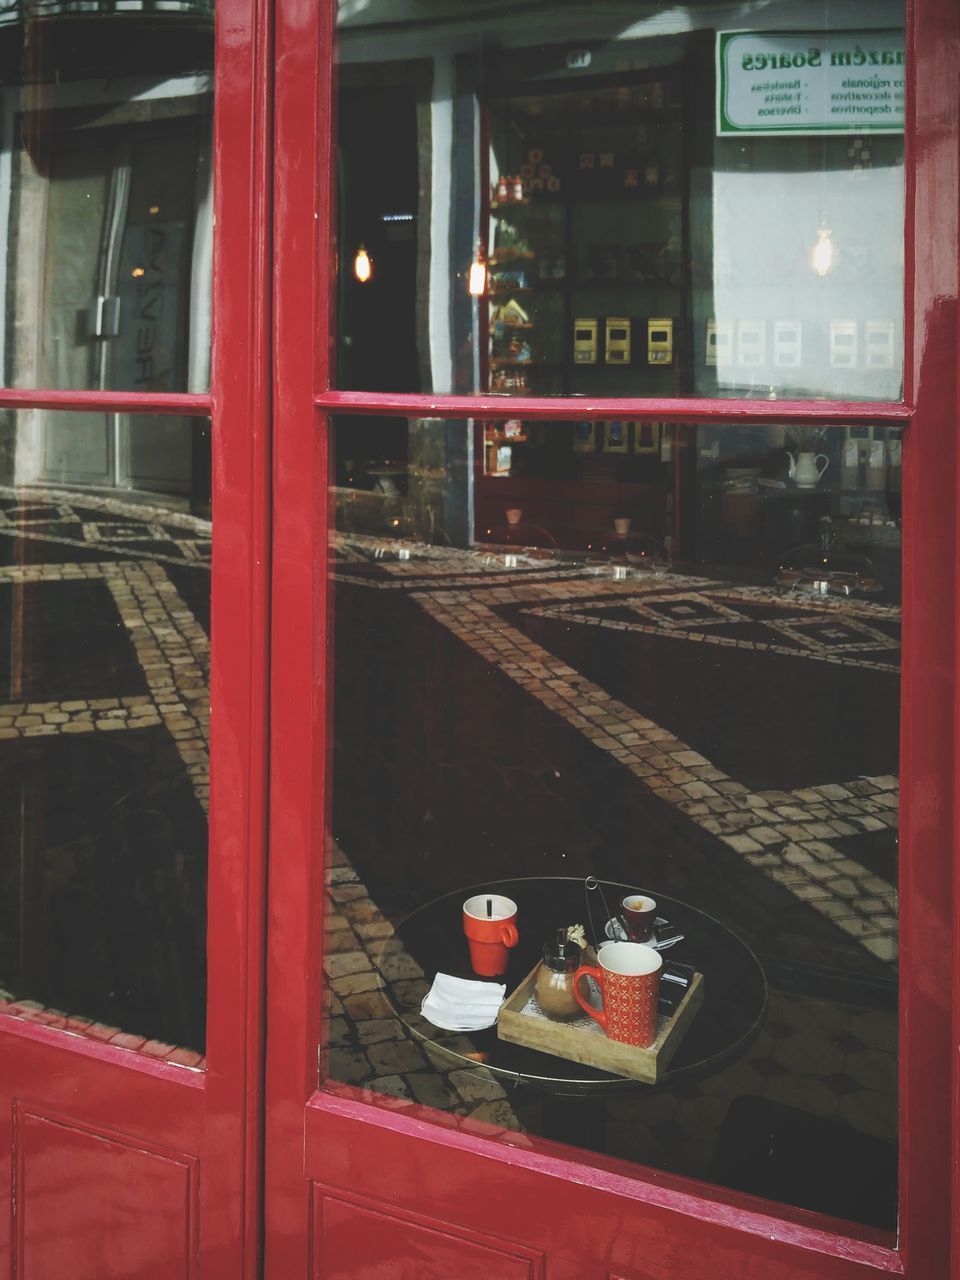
[0, 0, 272, 1272]
[266, 0, 960, 1276]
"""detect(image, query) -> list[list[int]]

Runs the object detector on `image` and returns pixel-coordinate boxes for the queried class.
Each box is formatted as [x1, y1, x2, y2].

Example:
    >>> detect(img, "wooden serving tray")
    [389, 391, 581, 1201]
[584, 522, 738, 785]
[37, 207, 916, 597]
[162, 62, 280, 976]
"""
[497, 962, 704, 1084]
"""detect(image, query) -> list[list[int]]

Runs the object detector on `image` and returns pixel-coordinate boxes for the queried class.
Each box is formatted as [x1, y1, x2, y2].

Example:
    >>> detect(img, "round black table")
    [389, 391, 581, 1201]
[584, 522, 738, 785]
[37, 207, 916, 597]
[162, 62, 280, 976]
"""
[383, 877, 767, 1109]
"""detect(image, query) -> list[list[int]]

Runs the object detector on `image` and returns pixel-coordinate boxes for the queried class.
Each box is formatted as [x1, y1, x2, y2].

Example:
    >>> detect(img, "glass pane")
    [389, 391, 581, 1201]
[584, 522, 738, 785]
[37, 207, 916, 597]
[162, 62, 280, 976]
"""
[336, 2, 905, 401]
[0, 409, 211, 1060]
[325, 414, 900, 1231]
[0, 2, 213, 393]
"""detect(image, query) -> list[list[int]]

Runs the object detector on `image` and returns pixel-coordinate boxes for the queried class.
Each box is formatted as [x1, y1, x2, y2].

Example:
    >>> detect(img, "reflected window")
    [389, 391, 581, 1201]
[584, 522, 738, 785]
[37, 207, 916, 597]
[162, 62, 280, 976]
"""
[0, 3, 212, 504]
[337, 2, 905, 401]
[1, 8, 213, 396]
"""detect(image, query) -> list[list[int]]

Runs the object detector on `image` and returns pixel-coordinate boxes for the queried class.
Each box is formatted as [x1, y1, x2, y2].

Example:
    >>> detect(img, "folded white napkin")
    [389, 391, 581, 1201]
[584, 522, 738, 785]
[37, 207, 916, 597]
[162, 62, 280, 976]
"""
[420, 972, 506, 1031]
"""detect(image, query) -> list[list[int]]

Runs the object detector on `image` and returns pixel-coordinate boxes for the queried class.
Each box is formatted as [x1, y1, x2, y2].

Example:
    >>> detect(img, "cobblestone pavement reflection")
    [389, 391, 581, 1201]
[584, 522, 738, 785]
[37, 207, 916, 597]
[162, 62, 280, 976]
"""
[0, 508, 900, 1226]
[0, 486, 210, 1063]
[326, 533, 899, 1228]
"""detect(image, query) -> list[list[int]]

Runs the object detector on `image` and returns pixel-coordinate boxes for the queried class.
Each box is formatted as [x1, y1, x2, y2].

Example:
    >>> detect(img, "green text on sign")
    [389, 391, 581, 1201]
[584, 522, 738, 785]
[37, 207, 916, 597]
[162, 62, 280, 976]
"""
[717, 30, 905, 136]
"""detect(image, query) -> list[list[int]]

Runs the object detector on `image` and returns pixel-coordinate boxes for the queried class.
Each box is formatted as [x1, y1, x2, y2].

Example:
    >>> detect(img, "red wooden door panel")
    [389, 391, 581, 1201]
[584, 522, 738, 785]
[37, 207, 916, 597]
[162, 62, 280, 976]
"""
[303, 1100, 897, 1280]
[0, 1023, 204, 1273]
[314, 1189, 543, 1280]
[15, 1108, 197, 1280]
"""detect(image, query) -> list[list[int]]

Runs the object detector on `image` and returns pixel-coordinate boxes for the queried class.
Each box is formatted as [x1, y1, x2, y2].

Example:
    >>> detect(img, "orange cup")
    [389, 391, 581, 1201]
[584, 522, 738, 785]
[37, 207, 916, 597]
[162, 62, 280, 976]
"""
[462, 894, 519, 977]
[573, 941, 662, 1046]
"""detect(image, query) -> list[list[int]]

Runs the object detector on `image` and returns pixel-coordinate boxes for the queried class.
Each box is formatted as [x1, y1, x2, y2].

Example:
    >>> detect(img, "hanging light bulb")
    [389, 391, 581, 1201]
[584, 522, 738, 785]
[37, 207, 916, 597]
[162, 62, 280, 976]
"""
[353, 243, 372, 283]
[468, 241, 487, 297]
[811, 214, 836, 277]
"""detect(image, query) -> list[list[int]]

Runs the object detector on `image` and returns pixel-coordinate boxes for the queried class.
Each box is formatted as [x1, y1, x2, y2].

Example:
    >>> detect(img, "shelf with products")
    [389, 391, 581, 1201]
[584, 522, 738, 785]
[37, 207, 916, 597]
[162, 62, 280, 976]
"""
[482, 433, 529, 446]
[489, 249, 537, 266]
[475, 423, 674, 555]
[476, 69, 691, 549]
[482, 71, 690, 404]
[493, 190, 682, 209]
[492, 105, 684, 132]
[489, 358, 561, 368]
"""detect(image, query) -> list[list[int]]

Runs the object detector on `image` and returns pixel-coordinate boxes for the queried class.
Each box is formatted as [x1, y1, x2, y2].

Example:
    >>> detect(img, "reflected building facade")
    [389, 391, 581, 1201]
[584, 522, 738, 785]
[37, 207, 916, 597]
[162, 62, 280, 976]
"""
[0, 0, 212, 504]
[335, 0, 904, 574]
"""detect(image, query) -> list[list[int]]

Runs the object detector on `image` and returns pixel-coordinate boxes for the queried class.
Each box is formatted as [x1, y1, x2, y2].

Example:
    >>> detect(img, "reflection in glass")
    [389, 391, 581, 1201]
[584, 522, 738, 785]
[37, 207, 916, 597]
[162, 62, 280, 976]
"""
[325, 415, 900, 1230]
[337, 1, 905, 401]
[0, 411, 210, 1055]
[0, 0, 213, 495]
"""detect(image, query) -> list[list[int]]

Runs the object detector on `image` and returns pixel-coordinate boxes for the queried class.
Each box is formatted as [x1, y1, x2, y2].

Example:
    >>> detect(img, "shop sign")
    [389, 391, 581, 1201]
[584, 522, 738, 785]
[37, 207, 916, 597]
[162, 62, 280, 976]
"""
[716, 30, 905, 136]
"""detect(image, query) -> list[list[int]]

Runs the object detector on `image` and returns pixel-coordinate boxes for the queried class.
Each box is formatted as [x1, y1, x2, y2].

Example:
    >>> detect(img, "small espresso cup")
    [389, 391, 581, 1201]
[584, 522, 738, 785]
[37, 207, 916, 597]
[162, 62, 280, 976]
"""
[462, 894, 519, 977]
[620, 893, 657, 943]
[573, 941, 662, 1046]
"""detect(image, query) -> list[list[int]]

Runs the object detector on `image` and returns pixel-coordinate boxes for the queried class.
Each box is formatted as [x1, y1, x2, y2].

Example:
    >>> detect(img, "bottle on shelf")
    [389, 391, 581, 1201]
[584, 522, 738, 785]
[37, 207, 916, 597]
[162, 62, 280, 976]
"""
[490, 367, 529, 392]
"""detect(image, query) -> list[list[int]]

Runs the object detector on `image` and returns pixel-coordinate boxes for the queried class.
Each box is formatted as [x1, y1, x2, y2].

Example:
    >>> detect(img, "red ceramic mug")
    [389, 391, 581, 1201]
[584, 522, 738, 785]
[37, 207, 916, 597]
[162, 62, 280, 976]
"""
[573, 940, 662, 1046]
[462, 894, 519, 977]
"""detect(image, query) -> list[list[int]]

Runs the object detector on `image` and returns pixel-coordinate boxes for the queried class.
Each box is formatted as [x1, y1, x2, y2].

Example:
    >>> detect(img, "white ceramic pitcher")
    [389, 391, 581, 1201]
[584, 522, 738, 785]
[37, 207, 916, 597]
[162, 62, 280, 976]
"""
[787, 450, 829, 488]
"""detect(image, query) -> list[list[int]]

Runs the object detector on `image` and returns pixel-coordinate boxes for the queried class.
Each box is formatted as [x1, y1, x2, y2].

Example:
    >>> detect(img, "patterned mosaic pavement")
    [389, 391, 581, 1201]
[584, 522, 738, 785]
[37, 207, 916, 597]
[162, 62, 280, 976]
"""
[0, 502, 900, 1226]
[0, 559, 209, 810]
[0, 487, 210, 1061]
[335, 533, 899, 963]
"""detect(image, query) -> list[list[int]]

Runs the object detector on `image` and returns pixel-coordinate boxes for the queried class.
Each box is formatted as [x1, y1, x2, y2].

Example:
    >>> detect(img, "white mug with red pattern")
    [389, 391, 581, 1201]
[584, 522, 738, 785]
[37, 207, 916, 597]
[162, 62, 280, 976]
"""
[573, 941, 662, 1047]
